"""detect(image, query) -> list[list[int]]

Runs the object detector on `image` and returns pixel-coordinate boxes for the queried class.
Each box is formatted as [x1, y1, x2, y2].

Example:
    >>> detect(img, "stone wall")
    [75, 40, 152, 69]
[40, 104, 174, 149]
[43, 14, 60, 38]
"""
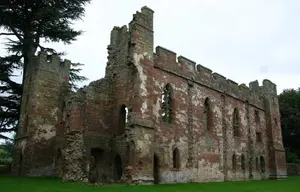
[105, 6, 286, 183]
[13, 6, 287, 184]
[148, 46, 270, 183]
[286, 163, 300, 176]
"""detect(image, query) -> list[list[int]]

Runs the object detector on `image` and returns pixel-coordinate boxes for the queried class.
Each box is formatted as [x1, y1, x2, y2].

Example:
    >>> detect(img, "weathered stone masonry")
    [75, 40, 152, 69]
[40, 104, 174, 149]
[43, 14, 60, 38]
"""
[12, 6, 287, 184]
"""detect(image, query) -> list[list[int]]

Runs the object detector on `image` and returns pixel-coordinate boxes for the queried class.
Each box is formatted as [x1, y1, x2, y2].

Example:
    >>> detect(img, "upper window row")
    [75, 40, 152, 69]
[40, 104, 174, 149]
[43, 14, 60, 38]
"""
[161, 84, 262, 137]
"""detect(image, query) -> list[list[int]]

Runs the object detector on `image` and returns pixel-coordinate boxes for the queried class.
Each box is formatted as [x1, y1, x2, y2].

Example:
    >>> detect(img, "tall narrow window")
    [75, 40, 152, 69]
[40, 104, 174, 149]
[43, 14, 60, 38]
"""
[241, 154, 246, 171]
[256, 132, 262, 142]
[232, 154, 237, 171]
[254, 110, 260, 124]
[173, 148, 180, 169]
[260, 156, 266, 173]
[255, 157, 259, 171]
[162, 84, 172, 123]
[117, 105, 128, 135]
[204, 98, 211, 131]
[255, 110, 262, 142]
[233, 108, 239, 136]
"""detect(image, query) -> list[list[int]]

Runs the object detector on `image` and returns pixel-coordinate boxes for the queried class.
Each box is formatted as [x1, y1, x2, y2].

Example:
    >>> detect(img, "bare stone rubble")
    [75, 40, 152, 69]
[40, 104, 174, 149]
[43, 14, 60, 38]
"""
[62, 131, 88, 182]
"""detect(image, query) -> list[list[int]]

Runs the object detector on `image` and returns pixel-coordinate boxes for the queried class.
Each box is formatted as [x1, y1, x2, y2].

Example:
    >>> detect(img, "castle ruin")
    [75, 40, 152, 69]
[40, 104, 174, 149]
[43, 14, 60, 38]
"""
[12, 6, 287, 184]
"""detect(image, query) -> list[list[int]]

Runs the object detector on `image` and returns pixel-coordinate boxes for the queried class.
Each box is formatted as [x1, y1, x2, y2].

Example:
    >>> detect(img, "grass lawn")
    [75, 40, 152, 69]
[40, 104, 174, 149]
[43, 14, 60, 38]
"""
[1, 176, 299, 192]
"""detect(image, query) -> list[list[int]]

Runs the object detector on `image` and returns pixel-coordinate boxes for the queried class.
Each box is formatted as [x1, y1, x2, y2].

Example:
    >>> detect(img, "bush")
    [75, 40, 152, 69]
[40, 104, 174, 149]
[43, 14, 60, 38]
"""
[0, 157, 12, 165]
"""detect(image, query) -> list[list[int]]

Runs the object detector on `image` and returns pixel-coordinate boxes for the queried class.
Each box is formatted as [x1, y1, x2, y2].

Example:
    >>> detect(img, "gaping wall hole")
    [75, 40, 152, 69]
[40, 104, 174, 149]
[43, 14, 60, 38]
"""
[90, 148, 104, 163]
[89, 148, 104, 183]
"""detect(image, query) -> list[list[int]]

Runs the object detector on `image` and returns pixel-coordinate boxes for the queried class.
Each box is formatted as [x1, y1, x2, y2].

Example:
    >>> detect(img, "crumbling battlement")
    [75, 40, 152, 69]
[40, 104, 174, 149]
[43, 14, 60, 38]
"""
[25, 51, 71, 82]
[154, 46, 278, 108]
[108, 6, 278, 110]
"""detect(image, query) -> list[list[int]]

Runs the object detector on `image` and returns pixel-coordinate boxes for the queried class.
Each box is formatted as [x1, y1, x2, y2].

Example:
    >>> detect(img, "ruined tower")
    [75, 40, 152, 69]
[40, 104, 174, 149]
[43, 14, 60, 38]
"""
[105, 6, 156, 183]
[12, 52, 70, 176]
[262, 80, 287, 178]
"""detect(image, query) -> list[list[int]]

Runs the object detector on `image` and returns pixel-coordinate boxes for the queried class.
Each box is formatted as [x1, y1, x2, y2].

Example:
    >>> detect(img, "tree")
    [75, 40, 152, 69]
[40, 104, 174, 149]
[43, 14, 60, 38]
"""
[0, 0, 91, 139]
[278, 88, 300, 163]
[1, 139, 14, 157]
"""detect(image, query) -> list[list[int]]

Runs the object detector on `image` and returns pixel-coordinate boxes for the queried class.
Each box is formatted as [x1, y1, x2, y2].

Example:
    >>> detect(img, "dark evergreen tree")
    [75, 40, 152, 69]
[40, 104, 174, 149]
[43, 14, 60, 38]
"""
[0, 0, 90, 139]
[278, 88, 300, 163]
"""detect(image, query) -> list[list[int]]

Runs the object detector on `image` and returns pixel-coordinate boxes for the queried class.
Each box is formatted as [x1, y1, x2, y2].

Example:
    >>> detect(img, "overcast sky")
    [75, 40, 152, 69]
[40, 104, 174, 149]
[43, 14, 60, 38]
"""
[1, 0, 300, 140]
[48, 0, 300, 94]
[3, 0, 300, 93]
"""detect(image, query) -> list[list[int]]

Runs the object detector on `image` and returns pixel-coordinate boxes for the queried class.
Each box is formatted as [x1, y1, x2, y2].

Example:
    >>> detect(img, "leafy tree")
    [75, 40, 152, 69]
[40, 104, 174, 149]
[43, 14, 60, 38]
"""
[0, 0, 90, 139]
[1, 138, 14, 156]
[278, 88, 300, 163]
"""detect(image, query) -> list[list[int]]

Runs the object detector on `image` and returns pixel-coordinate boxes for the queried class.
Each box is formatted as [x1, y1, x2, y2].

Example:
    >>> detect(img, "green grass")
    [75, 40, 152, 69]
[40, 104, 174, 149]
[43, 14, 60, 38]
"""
[1, 176, 300, 192]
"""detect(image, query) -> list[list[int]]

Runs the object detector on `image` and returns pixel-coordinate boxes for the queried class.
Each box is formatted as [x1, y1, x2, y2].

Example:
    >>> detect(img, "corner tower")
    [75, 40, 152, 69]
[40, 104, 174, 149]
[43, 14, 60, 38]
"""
[262, 79, 287, 179]
[12, 52, 71, 176]
[105, 6, 155, 183]
[126, 6, 155, 184]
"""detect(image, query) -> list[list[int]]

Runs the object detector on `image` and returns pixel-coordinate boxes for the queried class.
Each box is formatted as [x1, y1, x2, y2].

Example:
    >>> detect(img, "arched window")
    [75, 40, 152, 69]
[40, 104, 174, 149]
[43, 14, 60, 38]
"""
[260, 156, 266, 173]
[172, 148, 180, 169]
[256, 132, 262, 142]
[255, 110, 262, 142]
[232, 153, 237, 171]
[117, 105, 128, 135]
[233, 108, 239, 136]
[255, 157, 259, 171]
[204, 98, 211, 131]
[162, 84, 172, 123]
[241, 154, 246, 171]
[254, 110, 260, 124]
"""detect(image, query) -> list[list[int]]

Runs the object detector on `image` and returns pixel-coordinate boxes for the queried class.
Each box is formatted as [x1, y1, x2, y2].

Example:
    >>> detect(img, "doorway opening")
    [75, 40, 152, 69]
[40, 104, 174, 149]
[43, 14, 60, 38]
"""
[153, 154, 160, 184]
[114, 154, 123, 181]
